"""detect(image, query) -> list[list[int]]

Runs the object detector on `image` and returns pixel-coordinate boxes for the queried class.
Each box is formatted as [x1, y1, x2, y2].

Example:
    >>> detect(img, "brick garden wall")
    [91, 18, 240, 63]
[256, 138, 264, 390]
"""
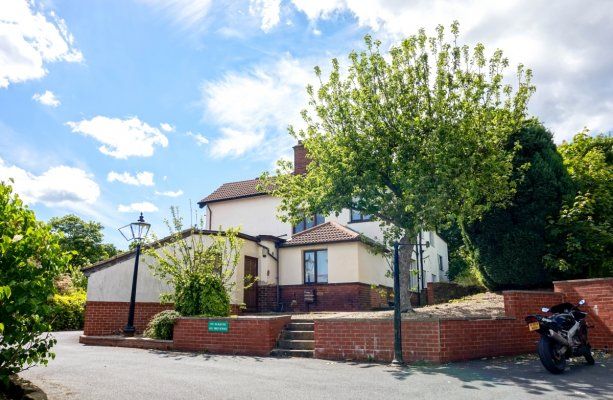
[554, 278, 613, 349]
[173, 316, 291, 356]
[314, 278, 613, 363]
[83, 301, 173, 336]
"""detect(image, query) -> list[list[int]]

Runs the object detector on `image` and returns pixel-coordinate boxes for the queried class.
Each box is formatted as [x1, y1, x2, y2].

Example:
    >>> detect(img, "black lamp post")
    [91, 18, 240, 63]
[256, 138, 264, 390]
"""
[119, 213, 151, 336]
[392, 237, 430, 365]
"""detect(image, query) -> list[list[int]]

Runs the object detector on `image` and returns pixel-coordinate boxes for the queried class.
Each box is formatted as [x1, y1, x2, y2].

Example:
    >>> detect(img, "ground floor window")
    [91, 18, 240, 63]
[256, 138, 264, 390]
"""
[304, 249, 328, 284]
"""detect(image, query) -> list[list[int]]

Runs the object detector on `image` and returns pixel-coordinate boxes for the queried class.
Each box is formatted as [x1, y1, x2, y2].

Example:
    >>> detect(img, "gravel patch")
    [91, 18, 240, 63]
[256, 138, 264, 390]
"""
[291, 292, 505, 320]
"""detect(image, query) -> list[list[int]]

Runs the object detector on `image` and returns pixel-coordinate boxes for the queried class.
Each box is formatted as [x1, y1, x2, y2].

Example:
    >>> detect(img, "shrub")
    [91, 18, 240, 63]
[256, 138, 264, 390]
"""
[48, 290, 86, 331]
[175, 274, 230, 317]
[146, 207, 242, 318]
[143, 310, 181, 340]
[0, 182, 69, 383]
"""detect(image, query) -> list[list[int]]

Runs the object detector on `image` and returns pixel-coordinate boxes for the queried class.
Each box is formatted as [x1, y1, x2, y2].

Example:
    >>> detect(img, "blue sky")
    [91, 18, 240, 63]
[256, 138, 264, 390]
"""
[1, 0, 612, 249]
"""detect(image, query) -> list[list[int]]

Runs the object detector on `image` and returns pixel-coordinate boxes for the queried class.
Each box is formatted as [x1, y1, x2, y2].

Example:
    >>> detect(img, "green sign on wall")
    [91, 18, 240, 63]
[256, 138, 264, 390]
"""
[208, 320, 229, 333]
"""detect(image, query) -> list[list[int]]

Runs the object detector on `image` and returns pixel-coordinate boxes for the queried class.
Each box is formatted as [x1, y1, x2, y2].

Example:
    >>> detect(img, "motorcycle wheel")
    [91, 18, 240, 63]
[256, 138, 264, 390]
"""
[537, 337, 566, 374]
[584, 346, 595, 365]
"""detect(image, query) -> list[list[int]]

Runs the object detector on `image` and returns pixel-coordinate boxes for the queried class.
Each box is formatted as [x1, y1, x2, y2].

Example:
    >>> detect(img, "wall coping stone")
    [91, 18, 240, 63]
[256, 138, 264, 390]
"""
[502, 290, 558, 295]
[177, 315, 291, 321]
[315, 315, 515, 323]
[553, 277, 613, 284]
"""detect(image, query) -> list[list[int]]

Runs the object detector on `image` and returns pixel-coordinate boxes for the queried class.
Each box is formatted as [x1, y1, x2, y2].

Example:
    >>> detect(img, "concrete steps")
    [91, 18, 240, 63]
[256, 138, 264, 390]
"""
[271, 319, 314, 358]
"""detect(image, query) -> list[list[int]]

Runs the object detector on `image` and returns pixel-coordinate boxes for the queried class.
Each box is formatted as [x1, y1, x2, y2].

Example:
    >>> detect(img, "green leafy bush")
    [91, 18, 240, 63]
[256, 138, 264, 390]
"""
[143, 310, 181, 340]
[48, 290, 86, 331]
[0, 182, 69, 383]
[174, 275, 230, 317]
[146, 207, 242, 318]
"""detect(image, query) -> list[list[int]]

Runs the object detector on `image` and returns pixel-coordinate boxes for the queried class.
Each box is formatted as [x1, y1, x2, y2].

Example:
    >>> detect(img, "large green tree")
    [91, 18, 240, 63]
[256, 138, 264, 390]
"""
[49, 214, 117, 268]
[0, 182, 69, 382]
[545, 132, 613, 278]
[463, 120, 572, 290]
[264, 23, 534, 310]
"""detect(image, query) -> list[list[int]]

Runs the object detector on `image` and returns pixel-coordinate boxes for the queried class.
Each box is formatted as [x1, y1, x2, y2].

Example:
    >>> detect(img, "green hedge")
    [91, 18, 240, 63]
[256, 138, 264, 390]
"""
[48, 290, 86, 331]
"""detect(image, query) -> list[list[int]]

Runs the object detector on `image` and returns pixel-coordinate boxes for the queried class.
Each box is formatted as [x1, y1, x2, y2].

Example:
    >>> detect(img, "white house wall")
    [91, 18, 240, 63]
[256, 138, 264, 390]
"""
[357, 244, 392, 287]
[86, 233, 262, 305]
[208, 196, 290, 238]
[279, 242, 360, 285]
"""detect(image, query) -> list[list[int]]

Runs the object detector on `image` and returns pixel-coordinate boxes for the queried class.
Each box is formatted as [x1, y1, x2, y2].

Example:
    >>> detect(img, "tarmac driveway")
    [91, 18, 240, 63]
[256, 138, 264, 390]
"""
[21, 331, 612, 400]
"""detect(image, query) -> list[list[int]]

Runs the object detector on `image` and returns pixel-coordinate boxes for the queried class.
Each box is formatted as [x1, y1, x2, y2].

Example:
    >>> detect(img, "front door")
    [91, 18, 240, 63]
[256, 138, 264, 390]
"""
[243, 256, 258, 312]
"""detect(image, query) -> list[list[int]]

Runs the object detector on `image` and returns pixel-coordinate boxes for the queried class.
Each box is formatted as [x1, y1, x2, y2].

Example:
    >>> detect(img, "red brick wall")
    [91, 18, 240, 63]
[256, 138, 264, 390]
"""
[173, 316, 291, 356]
[314, 278, 613, 363]
[83, 301, 173, 336]
[554, 278, 613, 349]
[279, 283, 387, 312]
[257, 284, 278, 312]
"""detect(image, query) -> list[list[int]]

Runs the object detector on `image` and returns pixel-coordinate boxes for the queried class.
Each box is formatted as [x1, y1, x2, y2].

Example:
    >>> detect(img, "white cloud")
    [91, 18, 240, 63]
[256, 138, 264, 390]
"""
[66, 116, 169, 159]
[0, 0, 83, 88]
[155, 189, 183, 197]
[32, 90, 60, 107]
[288, 0, 613, 141]
[117, 202, 159, 213]
[0, 158, 99, 206]
[249, 0, 281, 32]
[186, 131, 209, 146]
[138, 0, 213, 32]
[202, 54, 314, 158]
[107, 171, 154, 186]
[160, 122, 174, 132]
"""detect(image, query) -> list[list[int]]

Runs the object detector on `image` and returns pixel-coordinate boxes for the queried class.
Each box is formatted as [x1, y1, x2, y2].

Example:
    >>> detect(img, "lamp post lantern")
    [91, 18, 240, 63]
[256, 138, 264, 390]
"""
[119, 213, 151, 336]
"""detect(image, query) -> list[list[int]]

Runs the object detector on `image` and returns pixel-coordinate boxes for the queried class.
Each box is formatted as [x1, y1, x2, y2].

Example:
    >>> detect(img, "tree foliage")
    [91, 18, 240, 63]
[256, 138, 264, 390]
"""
[463, 120, 572, 290]
[0, 182, 69, 383]
[49, 214, 118, 268]
[145, 207, 243, 317]
[263, 23, 534, 308]
[544, 132, 613, 278]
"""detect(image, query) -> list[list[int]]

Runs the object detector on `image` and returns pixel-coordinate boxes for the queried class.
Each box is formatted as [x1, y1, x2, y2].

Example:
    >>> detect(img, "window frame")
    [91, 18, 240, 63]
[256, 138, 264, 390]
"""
[293, 214, 325, 234]
[349, 208, 373, 223]
[303, 249, 328, 284]
[438, 254, 444, 271]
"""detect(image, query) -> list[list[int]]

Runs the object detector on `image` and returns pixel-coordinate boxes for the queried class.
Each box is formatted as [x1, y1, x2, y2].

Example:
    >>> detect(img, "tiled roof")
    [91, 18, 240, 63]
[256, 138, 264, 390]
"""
[283, 221, 361, 246]
[199, 178, 269, 204]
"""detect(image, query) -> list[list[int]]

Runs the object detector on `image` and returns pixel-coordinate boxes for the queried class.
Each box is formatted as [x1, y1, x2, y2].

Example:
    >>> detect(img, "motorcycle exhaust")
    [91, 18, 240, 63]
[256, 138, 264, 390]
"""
[549, 330, 570, 347]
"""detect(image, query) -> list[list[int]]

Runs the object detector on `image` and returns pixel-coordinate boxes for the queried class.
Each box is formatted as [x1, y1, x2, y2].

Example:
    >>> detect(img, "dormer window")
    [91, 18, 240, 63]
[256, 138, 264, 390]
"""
[350, 209, 372, 223]
[293, 214, 325, 234]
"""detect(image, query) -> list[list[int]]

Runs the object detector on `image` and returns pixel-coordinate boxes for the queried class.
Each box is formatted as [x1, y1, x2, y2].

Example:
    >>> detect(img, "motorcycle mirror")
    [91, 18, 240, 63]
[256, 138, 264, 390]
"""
[579, 299, 585, 306]
[541, 307, 550, 313]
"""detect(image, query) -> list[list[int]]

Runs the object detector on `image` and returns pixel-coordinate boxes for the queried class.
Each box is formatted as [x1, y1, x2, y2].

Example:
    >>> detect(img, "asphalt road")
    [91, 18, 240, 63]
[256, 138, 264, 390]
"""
[21, 331, 612, 400]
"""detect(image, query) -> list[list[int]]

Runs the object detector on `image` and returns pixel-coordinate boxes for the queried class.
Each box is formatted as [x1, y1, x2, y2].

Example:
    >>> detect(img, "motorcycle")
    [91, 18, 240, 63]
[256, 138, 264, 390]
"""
[525, 299, 595, 374]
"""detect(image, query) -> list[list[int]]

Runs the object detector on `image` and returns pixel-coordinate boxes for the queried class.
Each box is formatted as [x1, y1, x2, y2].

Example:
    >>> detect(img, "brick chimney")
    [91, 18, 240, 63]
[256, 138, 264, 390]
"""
[293, 142, 310, 175]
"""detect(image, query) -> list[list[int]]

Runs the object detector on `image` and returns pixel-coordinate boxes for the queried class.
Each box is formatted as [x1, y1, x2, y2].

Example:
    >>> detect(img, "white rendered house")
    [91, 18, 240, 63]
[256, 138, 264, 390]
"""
[84, 143, 449, 315]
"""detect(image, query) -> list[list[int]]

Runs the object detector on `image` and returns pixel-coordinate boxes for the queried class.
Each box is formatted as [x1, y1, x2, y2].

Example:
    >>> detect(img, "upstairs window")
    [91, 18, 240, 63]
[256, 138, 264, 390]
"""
[293, 214, 325, 234]
[438, 254, 444, 271]
[304, 250, 328, 284]
[350, 209, 372, 223]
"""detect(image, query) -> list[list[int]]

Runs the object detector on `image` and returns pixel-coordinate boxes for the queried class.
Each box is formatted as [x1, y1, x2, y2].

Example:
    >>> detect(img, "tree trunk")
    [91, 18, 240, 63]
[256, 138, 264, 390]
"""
[399, 235, 414, 312]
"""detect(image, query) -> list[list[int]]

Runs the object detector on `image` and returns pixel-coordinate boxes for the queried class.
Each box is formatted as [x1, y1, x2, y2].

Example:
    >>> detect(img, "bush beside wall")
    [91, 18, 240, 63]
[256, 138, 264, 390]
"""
[48, 290, 86, 331]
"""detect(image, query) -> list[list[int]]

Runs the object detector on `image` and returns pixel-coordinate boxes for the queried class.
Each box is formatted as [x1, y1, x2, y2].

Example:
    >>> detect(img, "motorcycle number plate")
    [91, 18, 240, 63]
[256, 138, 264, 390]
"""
[528, 322, 540, 331]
